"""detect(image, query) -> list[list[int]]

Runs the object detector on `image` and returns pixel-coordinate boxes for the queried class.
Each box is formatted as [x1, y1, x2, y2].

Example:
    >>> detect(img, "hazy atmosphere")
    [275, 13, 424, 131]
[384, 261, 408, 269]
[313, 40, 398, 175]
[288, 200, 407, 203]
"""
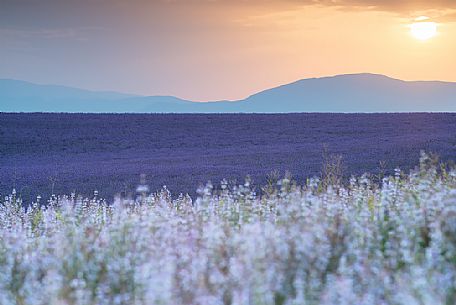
[2, 0, 456, 100]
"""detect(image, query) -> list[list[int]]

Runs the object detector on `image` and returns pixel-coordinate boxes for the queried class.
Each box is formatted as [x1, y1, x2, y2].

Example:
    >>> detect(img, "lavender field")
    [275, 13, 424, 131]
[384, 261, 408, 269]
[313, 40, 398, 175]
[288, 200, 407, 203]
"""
[0, 113, 455, 200]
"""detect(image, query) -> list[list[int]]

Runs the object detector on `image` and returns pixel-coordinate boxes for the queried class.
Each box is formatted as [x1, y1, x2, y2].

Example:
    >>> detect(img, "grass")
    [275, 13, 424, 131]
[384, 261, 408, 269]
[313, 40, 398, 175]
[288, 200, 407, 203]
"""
[0, 152, 455, 305]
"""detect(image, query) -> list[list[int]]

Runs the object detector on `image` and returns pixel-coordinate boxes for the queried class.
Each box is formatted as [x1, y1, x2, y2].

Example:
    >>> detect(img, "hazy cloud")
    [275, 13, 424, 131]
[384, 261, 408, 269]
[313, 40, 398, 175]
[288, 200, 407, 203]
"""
[307, 1, 456, 20]
[2, 0, 456, 22]
[0, 27, 103, 40]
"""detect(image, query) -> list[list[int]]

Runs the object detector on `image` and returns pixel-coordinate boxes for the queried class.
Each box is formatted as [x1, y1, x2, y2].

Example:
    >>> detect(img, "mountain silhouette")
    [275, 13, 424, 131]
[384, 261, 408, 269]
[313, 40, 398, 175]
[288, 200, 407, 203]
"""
[1, 74, 455, 112]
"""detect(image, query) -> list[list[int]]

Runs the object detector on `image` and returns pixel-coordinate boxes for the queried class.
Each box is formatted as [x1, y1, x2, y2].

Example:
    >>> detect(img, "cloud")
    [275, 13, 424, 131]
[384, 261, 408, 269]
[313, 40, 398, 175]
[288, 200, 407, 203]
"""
[308, 1, 456, 18]
[2, 0, 456, 32]
[2, 0, 456, 8]
[0, 27, 102, 40]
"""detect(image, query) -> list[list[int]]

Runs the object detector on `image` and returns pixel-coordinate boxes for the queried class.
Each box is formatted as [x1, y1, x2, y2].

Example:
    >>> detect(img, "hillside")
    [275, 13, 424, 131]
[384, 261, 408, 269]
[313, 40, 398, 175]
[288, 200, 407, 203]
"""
[1, 74, 455, 112]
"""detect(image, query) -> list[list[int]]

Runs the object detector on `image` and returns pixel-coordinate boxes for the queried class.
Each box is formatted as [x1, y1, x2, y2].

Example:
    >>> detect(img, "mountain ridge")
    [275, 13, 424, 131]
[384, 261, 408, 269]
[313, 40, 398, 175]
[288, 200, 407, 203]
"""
[1, 74, 455, 113]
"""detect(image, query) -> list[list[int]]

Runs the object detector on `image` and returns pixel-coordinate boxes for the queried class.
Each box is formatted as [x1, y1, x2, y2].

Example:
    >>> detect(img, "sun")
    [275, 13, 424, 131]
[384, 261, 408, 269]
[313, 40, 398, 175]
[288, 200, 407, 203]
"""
[410, 16, 437, 41]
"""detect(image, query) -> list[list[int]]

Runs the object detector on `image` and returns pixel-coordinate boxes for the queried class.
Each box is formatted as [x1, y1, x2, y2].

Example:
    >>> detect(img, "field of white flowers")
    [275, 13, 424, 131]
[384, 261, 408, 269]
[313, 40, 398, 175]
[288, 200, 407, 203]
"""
[0, 153, 455, 305]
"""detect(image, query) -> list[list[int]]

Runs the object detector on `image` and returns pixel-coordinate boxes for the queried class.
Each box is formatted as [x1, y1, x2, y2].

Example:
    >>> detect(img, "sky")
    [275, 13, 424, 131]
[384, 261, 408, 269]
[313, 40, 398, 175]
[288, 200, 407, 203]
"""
[1, 0, 456, 101]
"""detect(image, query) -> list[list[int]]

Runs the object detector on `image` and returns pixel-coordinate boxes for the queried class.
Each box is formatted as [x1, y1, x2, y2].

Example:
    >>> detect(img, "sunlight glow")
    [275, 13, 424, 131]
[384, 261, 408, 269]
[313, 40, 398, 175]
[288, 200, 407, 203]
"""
[410, 17, 437, 41]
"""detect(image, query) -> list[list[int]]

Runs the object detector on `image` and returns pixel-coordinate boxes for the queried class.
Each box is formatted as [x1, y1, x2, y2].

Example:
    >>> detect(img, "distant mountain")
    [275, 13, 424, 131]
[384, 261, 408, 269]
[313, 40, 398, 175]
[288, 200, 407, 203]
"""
[240, 74, 456, 112]
[0, 79, 137, 112]
[1, 74, 455, 112]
